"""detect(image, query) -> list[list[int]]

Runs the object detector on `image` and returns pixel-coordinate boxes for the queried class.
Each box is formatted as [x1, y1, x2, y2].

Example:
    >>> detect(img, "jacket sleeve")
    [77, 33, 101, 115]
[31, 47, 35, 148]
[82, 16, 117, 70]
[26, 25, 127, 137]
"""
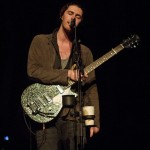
[81, 46, 100, 128]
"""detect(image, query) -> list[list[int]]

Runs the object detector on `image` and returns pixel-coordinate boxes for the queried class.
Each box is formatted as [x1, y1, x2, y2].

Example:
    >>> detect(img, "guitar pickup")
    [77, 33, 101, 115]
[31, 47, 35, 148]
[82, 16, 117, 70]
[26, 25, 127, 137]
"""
[56, 85, 64, 94]
[37, 97, 46, 106]
[43, 94, 52, 103]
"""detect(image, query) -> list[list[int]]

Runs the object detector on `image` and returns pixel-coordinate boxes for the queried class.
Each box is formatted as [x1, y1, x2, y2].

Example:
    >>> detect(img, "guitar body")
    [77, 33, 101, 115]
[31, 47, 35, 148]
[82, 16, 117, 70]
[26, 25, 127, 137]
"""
[21, 83, 77, 123]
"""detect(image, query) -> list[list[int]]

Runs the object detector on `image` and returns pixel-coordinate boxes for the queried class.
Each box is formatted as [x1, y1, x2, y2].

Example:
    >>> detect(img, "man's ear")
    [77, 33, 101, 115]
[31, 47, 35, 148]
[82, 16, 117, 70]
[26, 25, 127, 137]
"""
[59, 16, 62, 22]
[60, 15, 63, 20]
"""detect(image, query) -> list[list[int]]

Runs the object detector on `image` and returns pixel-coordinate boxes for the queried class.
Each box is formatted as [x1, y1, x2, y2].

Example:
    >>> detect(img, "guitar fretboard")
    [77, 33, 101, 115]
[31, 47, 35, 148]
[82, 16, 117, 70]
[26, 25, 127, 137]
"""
[84, 44, 124, 74]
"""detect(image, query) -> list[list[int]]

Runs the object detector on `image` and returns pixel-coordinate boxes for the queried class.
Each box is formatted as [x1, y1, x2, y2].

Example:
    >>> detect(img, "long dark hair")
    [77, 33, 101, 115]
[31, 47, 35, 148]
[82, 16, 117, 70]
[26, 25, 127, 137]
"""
[59, 1, 84, 18]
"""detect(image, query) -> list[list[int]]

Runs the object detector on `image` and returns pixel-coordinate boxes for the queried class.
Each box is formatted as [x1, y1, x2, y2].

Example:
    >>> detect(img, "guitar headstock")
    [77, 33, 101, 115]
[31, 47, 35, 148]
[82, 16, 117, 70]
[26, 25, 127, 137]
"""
[122, 34, 140, 48]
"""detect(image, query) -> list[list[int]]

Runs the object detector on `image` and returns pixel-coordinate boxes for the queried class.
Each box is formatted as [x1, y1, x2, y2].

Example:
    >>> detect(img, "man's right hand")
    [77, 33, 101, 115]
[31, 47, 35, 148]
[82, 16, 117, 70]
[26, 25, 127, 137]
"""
[68, 70, 88, 81]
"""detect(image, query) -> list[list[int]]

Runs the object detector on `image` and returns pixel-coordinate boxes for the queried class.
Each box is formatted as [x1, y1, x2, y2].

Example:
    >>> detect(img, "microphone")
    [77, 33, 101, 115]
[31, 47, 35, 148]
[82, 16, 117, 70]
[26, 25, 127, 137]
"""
[70, 18, 76, 29]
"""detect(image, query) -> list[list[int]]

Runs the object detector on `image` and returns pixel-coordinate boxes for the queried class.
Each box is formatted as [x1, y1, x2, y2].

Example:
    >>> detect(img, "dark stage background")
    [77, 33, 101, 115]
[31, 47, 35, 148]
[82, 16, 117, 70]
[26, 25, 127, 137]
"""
[1, 0, 150, 150]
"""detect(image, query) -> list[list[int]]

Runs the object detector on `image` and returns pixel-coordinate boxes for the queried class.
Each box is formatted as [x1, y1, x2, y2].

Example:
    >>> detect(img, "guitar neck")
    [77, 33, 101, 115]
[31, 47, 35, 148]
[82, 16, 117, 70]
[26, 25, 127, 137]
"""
[68, 43, 127, 87]
[84, 44, 124, 74]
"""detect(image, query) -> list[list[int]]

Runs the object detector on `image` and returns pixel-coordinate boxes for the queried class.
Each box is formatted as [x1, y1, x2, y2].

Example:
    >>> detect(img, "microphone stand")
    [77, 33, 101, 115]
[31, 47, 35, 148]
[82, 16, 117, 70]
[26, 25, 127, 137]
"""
[72, 19, 85, 150]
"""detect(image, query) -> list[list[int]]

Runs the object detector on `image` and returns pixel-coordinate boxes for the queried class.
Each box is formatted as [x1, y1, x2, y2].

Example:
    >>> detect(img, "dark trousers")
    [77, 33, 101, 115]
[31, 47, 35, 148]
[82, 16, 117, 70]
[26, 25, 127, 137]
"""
[36, 118, 87, 150]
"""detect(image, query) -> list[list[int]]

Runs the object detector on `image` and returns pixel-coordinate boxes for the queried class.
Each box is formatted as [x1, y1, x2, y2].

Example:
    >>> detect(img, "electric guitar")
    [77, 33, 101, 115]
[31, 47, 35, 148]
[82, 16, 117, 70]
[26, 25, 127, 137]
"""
[21, 34, 140, 123]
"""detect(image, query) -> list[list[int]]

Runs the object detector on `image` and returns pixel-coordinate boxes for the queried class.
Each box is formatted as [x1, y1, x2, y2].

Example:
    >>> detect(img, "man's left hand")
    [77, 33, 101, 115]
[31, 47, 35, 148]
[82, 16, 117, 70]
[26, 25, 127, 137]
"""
[89, 127, 100, 138]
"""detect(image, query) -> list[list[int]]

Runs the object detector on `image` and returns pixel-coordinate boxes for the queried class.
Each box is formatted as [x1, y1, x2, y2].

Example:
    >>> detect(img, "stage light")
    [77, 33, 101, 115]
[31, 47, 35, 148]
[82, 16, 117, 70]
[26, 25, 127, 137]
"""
[4, 136, 9, 141]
